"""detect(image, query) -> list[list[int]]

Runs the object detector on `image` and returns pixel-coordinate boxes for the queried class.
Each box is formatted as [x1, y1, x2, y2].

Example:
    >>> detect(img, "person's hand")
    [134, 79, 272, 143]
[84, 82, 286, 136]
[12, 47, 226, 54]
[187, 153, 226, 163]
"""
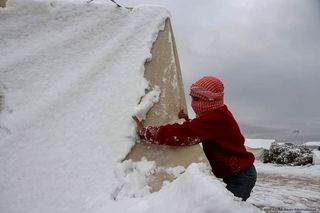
[132, 116, 144, 132]
[178, 109, 189, 121]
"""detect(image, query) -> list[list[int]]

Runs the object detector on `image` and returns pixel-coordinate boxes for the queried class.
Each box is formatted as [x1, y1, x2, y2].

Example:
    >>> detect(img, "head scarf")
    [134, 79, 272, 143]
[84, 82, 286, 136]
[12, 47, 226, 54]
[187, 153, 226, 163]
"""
[190, 76, 224, 117]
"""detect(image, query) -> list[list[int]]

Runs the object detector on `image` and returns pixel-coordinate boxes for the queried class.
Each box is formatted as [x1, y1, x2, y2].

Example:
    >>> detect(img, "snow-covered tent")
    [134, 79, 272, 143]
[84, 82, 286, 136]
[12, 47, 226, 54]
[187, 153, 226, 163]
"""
[245, 139, 275, 161]
[0, 1, 259, 212]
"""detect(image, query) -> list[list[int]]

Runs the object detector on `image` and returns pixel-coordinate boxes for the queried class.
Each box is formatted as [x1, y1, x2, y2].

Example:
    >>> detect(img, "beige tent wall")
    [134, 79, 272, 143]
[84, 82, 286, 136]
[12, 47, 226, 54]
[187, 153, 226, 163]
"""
[0, 0, 8, 8]
[126, 18, 209, 192]
[143, 19, 187, 124]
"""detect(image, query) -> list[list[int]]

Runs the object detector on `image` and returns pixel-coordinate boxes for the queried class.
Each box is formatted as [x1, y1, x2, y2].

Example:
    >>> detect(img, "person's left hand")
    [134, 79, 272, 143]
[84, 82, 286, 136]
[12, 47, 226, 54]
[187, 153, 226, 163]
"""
[132, 116, 144, 132]
[178, 109, 189, 121]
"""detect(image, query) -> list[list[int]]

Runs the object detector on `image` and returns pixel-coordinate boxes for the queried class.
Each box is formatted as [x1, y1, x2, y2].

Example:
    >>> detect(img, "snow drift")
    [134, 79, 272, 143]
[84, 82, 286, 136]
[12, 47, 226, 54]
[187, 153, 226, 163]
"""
[0, 1, 259, 212]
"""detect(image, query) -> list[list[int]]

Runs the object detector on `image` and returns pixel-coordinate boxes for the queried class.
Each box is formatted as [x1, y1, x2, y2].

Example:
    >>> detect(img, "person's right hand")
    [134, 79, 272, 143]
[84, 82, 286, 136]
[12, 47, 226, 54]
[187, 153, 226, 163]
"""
[132, 116, 144, 132]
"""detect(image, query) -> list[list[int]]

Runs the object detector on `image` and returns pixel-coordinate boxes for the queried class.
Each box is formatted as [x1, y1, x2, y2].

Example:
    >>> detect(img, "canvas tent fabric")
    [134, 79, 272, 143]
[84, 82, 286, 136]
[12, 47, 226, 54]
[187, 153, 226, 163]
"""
[244, 139, 275, 161]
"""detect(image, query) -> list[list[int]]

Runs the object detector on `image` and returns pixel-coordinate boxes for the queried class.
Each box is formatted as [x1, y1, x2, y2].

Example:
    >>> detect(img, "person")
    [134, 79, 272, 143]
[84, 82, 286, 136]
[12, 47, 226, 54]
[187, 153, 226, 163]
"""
[132, 76, 256, 201]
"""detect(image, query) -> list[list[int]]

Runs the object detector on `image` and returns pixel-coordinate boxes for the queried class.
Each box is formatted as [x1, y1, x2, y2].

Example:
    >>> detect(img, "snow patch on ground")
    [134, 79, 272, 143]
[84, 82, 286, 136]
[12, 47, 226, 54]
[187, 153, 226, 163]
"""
[254, 162, 320, 178]
[165, 165, 186, 178]
[249, 162, 320, 211]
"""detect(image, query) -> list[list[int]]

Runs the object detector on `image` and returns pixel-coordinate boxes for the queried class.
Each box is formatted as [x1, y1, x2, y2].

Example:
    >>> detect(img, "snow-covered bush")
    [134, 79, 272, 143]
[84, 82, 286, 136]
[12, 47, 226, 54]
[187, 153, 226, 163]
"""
[263, 143, 312, 166]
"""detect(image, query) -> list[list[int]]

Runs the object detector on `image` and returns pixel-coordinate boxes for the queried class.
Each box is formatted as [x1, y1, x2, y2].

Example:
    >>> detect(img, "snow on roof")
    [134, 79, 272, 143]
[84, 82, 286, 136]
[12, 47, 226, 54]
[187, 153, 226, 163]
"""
[303, 141, 320, 146]
[245, 138, 275, 149]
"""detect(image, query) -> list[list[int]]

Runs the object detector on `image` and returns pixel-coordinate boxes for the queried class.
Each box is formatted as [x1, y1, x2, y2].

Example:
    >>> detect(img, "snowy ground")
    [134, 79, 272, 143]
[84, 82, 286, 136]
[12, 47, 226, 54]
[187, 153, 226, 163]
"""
[249, 162, 320, 212]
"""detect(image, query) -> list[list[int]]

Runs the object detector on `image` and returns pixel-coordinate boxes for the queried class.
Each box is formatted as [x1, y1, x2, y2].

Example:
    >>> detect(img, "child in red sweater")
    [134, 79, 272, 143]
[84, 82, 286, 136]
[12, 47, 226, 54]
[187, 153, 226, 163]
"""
[132, 76, 256, 201]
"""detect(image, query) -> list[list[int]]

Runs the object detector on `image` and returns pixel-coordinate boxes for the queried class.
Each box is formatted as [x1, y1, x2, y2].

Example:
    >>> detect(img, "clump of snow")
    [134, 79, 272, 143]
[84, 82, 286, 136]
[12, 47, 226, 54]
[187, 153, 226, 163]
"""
[250, 162, 320, 211]
[113, 160, 186, 200]
[165, 165, 186, 178]
[133, 85, 161, 121]
[113, 157, 156, 200]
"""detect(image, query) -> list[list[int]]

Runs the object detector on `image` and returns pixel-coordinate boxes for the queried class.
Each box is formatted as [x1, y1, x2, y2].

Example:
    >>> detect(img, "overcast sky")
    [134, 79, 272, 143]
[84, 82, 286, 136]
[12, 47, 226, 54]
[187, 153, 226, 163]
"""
[120, 0, 320, 142]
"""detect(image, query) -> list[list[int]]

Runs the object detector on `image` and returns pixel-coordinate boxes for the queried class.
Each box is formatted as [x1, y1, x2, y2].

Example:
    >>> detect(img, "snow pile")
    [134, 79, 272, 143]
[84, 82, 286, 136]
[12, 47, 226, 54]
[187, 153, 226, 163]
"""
[245, 138, 275, 149]
[113, 157, 157, 200]
[165, 165, 186, 178]
[107, 163, 260, 213]
[133, 86, 161, 121]
[0, 1, 260, 212]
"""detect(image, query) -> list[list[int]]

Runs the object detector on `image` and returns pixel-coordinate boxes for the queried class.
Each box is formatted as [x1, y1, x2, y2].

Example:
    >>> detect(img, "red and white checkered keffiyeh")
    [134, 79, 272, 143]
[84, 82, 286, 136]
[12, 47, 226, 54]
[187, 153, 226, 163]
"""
[190, 76, 224, 117]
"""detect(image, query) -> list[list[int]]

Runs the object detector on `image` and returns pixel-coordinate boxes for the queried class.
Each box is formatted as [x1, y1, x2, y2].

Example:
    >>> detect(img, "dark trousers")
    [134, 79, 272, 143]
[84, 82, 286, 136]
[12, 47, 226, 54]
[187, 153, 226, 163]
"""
[222, 165, 257, 201]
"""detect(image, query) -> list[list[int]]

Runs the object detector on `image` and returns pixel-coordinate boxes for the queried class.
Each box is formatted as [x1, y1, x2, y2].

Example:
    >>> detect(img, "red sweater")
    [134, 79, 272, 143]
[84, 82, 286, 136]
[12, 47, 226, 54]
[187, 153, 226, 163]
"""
[139, 105, 254, 178]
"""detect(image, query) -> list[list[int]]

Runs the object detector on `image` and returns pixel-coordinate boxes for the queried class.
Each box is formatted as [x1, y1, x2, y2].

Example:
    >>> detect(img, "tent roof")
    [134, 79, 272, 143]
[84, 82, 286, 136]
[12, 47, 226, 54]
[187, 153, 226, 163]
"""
[303, 141, 320, 146]
[245, 139, 275, 149]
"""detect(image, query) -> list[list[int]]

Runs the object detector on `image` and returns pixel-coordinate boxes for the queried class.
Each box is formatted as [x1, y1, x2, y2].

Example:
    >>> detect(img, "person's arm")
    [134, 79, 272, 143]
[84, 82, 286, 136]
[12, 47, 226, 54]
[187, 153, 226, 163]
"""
[132, 109, 188, 131]
[138, 117, 213, 146]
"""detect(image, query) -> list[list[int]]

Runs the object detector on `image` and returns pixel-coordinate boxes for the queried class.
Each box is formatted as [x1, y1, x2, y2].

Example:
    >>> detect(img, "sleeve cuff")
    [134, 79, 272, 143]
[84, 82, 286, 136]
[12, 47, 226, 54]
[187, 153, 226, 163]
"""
[138, 127, 147, 139]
